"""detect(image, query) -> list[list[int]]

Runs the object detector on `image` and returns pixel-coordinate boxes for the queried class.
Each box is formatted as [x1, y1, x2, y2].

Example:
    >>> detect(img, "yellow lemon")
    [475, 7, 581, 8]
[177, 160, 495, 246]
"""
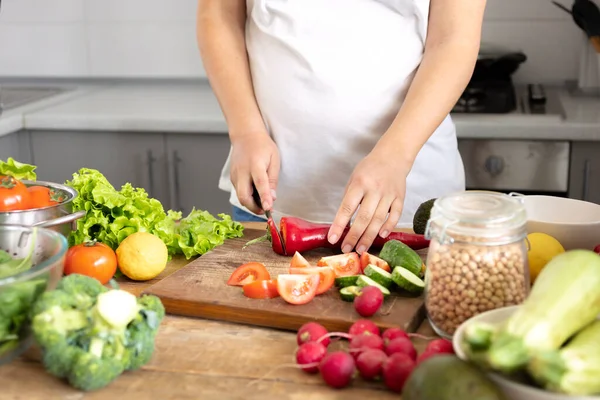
[527, 232, 565, 283]
[116, 232, 168, 281]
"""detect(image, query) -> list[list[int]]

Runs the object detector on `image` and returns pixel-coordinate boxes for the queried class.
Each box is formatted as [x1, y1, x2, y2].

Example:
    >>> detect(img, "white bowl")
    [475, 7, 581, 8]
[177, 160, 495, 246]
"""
[453, 306, 600, 400]
[521, 195, 600, 251]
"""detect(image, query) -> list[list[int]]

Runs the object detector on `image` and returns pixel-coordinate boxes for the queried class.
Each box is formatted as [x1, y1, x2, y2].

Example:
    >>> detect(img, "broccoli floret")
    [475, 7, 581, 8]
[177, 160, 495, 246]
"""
[30, 274, 165, 392]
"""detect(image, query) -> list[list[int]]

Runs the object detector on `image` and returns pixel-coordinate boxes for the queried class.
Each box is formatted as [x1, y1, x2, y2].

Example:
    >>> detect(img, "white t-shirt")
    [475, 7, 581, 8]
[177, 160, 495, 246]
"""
[218, 0, 465, 228]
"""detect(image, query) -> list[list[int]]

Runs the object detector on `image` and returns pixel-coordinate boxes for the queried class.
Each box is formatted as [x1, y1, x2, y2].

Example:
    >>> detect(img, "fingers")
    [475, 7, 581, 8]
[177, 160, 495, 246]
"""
[355, 196, 395, 254]
[251, 164, 274, 211]
[379, 198, 404, 238]
[267, 152, 280, 202]
[338, 194, 380, 253]
[235, 173, 263, 214]
[328, 187, 364, 248]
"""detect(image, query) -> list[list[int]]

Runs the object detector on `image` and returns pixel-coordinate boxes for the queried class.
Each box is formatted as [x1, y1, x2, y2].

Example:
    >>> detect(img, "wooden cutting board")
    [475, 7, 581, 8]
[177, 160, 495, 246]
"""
[142, 228, 427, 333]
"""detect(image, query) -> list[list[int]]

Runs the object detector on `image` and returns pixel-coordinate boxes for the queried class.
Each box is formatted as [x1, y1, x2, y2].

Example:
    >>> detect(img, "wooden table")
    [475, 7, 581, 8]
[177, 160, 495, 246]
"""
[0, 222, 436, 400]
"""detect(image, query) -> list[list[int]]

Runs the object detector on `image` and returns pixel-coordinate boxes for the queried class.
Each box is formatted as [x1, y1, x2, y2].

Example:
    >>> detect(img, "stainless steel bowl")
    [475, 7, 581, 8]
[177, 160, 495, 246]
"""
[0, 180, 86, 238]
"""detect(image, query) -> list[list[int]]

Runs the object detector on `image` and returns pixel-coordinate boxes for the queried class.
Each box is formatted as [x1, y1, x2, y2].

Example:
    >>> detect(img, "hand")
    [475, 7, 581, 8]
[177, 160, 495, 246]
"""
[229, 130, 280, 214]
[327, 149, 410, 254]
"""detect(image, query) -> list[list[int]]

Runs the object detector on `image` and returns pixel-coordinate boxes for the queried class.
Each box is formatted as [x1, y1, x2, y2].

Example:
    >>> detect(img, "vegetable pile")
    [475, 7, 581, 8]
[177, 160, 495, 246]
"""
[31, 274, 165, 392]
[461, 249, 600, 396]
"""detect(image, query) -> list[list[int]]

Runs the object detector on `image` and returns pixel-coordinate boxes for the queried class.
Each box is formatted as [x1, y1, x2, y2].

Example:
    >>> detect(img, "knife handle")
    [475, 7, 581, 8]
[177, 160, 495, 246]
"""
[251, 183, 263, 210]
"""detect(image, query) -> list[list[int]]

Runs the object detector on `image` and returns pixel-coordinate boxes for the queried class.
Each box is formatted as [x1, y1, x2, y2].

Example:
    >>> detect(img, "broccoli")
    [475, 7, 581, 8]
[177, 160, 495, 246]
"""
[31, 274, 165, 391]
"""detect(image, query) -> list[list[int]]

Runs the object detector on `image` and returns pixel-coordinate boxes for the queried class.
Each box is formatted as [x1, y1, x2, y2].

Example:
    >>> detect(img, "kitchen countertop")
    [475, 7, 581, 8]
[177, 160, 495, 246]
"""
[1, 79, 600, 141]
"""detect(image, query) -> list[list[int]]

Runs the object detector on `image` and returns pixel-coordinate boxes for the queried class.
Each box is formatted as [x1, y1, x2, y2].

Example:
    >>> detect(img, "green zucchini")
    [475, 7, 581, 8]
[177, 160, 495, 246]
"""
[378, 240, 423, 276]
[334, 275, 360, 288]
[339, 286, 361, 302]
[363, 264, 394, 289]
[356, 275, 391, 297]
[391, 267, 424, 295]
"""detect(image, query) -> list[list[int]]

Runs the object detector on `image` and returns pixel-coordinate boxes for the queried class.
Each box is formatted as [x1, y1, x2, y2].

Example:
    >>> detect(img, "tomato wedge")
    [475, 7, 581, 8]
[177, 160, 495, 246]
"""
[277, 274, 320, 305]
[317, 252, 361, 277]
[290, 251, 311, 269]
[242, 279, 279, 299]
[227, 262, 271, 286]
[289, 266, 335, 295]
[359, 251, 391, 273]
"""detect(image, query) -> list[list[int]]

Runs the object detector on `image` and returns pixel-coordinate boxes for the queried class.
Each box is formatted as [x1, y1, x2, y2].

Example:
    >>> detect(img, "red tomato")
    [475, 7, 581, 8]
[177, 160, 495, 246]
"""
[317, 253, 361, 277]
[289, 266, 335, 295]
[242, 279, 280, 299]
[594, 244, 600, 254]
[359, 251, 391, 273]
[227, 262, 271, 286]
[26, 185, 66, 209]
[277, 274, 320, 305]
[64, 241, 118, 285]
[0, 175, 30, 211]
[290, 251, 311, 269]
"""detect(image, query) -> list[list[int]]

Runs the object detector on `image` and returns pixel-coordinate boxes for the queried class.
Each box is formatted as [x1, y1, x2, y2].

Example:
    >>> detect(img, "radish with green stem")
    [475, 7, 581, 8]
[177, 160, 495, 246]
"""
[385, 337, 417, 360]
[297, 322, 330, 347]
[296, 342, 327, 373]
[382, 352, 416, 393]
[319, 351, 356, 389]
[348, 319, 380, 337]
[356, 349, 388, 380]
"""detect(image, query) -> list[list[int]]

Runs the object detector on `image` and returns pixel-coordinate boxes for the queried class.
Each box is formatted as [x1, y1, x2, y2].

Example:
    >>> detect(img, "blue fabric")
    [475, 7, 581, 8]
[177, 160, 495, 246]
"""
[231, 206, 267, 222]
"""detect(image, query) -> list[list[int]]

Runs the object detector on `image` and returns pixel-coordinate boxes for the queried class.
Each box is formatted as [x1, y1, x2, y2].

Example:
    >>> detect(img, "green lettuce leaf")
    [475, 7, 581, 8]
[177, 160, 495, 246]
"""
[0, 157, 37, 181]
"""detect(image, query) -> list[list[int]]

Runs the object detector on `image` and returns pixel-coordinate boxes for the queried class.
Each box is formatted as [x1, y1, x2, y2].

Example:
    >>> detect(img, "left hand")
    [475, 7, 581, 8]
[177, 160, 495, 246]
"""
[327, 149, 411, 254]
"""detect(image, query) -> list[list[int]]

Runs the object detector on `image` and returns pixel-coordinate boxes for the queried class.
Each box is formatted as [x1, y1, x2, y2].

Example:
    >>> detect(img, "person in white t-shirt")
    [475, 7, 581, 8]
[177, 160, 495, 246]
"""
[196, 0, 486, 254]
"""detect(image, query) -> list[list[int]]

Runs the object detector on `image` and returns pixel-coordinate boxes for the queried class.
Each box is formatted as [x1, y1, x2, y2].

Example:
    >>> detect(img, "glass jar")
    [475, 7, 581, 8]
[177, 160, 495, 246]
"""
[423, 191, 530, 339]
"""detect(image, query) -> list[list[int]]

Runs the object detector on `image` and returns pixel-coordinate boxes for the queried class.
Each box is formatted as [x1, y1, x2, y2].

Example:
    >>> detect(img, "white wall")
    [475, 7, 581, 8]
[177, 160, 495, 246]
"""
[0, 0, 591, 83]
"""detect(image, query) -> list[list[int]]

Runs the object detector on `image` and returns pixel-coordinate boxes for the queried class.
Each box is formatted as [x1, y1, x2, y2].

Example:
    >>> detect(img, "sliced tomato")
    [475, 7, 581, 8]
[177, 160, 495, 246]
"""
[242, 279, 280, 299]
[227, 262, 271, 286]
[289, 266, 335, 295]
[317, 252, 361, 277]
[277, 274, 320, 305]
[359, 251, 391, 273]
[290, 251, 311, 269]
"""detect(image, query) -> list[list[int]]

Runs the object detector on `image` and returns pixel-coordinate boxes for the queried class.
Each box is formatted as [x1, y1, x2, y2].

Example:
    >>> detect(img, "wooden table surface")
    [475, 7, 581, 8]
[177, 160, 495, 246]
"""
[0, 222, 436, 400]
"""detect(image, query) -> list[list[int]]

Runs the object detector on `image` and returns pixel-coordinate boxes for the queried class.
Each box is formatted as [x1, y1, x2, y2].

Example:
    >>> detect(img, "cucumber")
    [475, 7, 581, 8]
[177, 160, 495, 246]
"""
[392, 266, 425, 294]
[339, 286, 361, 302]
[363, 264, 394, 289]
[379, 239, 423, 276]
[356, 275, 391, 297]
[334, 275, 360, 288]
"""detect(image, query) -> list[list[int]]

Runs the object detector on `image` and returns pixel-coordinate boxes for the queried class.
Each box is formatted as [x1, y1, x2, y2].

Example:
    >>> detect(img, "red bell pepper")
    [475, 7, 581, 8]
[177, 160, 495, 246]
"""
[244, 216, 430, 256]
[594, 244, 600, 254]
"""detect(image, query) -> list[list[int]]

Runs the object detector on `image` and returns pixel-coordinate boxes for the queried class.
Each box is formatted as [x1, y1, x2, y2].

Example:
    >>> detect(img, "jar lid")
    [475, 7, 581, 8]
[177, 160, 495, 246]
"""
[427, 191, 527, 243]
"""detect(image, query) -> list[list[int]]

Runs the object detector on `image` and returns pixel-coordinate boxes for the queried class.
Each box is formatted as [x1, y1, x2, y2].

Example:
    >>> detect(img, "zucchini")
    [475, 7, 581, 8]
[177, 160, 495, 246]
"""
[527, 320, 600, 395]
[480, 250, 600, 374]
[379, 240, 423, 276]
[334, 275, 360, 288]
[356, 275, 391, 297]
[339, 286, 361, 302]
[363, 264, 394, 289]
[391, 267, 424, 295]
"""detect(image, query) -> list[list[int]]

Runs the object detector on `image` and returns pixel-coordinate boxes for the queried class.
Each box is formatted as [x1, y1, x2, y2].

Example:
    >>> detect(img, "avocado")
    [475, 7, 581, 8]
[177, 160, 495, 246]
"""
[403, 355, 507, 400]
[412, 198, 436, 235]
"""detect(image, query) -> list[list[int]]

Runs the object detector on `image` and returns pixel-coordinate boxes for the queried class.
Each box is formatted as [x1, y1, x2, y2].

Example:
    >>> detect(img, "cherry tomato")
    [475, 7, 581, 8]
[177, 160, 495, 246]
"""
[0, 175, 30, 211]
[242, 279, 280, 299]
[227, 262, 271, 286]
[277, 274, 320, 305]
[64, 241, 118, 285]
[317, 253, 361, 277]
[27, 185, 66, 209]
[289, 266, 335, 295]
[289, 251, 311, 269]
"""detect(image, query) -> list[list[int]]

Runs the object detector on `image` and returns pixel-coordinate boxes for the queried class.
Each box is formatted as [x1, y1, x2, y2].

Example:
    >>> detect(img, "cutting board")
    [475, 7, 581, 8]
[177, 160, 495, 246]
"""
[142, 228, 427, 333]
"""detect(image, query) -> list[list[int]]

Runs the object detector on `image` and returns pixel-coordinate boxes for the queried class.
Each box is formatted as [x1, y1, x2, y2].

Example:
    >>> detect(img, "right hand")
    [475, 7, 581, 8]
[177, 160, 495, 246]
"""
[229, 130, 280, 214]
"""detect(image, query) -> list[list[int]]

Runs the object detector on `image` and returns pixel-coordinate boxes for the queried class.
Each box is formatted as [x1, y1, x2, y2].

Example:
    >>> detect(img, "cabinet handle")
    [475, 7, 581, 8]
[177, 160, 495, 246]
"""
[582, 159, 591, 201]
[147, 150, 156, 197]
[172, 150, 182, 211]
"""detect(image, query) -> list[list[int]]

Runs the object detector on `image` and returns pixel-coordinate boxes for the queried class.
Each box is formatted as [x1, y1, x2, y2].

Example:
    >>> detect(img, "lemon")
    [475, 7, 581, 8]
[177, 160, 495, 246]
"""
[527, 232, 565, 283]
[116, 232, 168, 281]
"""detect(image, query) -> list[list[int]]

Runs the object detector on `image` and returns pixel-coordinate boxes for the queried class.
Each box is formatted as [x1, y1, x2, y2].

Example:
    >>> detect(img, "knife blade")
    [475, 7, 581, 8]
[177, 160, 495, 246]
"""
[251, 184, 286, 254]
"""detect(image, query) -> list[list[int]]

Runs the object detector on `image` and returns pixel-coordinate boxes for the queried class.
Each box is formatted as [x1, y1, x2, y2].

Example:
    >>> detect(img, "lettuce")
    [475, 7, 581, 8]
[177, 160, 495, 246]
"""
[0, 157, 37, 181]
[66, 168, 243, 259]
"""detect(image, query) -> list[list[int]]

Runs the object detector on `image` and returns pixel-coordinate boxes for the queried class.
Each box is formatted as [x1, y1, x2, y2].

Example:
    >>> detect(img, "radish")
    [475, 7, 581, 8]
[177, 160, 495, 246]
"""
[349, 333, 384, 359]
[425, 338, 454, 355]
[353, 286, 384, 317]
[319, 351, 356, 389]
[356, 348, 387, 380]
[348, 319, 380, 337]
[384, 337, 417, 360]
[382, 352, 416, 393]
[297, 322, 330, 347]
[296, 342, 327, 374]
[382, 327, 409, 345]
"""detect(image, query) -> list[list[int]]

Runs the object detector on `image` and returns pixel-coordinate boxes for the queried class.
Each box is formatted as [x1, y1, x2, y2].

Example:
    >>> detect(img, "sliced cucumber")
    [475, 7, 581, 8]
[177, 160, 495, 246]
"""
[356, 275, 391, 297]
[363, 264, 394, 289]
[339, 286, 362, 302]
[335, 275, 360, 288]
[392, 266, 425, 294]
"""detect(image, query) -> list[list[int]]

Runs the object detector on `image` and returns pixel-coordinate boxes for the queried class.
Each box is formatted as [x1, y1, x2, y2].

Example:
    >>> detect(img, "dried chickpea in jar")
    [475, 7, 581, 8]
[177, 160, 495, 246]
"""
[423, 191, 530, 339]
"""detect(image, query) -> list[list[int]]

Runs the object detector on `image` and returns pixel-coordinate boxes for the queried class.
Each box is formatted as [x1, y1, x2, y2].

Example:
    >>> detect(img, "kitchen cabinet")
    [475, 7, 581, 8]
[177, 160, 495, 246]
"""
[568, 141, 600, 204]
[0, 130, 32, 164]
[165, 133, 231, 217]
[29, 130, 170, 206]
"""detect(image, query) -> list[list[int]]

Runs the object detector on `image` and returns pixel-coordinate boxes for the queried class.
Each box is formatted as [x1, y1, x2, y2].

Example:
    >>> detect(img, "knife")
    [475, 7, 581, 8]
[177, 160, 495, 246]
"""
[251, 183, 286, 254]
